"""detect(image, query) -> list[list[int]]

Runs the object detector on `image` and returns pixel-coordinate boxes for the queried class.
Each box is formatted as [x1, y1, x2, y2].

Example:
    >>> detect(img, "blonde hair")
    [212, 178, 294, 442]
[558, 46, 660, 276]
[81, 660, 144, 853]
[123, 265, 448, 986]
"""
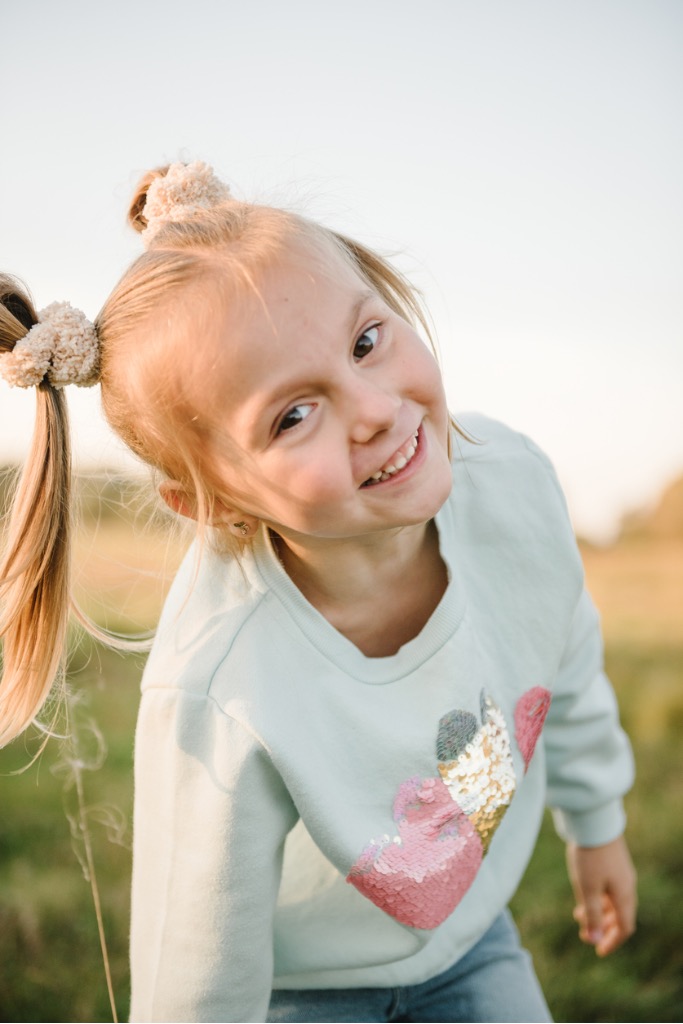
[1, 163, 456, 744]
[0, 277, 72, 744]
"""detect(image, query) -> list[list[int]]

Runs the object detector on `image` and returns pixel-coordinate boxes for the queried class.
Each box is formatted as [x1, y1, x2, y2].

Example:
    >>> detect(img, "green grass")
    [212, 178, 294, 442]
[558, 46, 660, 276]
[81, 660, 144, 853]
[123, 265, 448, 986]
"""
[0, 643, 140, 1023]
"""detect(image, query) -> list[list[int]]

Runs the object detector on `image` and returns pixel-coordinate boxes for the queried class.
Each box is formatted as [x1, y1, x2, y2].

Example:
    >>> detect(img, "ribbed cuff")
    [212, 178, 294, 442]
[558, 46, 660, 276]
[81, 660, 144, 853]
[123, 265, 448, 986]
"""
[552, 800, 626, 847]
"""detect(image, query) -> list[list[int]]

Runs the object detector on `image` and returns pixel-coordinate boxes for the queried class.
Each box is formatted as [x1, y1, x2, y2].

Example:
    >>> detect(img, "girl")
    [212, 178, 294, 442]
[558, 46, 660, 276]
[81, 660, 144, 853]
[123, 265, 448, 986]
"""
[0, 161, 636, 1023]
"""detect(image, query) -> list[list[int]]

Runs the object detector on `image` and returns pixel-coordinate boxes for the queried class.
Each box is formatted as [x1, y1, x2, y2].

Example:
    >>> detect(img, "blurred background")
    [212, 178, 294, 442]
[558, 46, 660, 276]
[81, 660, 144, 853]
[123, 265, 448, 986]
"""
[1, 1, 682, 1021]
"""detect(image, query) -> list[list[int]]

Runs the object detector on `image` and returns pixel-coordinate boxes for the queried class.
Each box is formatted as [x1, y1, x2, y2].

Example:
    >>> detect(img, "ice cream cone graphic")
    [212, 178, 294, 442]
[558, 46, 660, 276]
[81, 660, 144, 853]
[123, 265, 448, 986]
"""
[436, 693, 516, 853]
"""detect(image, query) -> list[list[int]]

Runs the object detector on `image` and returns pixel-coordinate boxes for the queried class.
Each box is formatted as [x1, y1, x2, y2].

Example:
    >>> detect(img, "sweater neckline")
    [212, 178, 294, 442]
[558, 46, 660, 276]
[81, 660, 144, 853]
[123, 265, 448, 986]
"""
[251, 502, 466, 684]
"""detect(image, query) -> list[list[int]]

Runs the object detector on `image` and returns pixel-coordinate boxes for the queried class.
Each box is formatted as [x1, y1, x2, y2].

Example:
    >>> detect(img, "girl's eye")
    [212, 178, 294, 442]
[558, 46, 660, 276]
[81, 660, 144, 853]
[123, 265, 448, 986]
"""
[277, 403, 314, 434]
[353, 324, 379, 360]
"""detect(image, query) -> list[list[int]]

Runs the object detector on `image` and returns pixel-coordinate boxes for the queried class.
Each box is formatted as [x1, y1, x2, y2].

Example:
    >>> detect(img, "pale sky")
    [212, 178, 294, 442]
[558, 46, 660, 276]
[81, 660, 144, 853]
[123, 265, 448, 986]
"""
[1, 0, 681, 541]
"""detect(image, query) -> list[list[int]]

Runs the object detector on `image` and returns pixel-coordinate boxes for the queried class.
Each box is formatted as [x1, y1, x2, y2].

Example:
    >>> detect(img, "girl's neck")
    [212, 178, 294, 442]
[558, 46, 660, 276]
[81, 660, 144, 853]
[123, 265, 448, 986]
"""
[271, 521, 448, 657]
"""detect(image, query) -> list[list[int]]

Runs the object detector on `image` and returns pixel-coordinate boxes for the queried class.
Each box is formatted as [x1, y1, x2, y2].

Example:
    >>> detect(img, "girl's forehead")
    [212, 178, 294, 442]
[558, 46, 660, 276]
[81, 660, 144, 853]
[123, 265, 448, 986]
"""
[263, 245, 364, 303]
[222, 246, 371, 337]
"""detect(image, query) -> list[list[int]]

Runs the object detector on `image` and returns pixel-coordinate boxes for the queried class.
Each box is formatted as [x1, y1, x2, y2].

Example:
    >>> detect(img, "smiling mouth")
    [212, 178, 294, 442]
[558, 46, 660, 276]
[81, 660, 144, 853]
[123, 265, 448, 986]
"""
[361, 430, 420, 487]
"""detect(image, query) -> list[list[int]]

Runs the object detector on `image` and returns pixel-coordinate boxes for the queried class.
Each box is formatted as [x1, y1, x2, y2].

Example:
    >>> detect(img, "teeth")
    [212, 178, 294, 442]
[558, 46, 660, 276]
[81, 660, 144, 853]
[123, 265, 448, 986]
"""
[363, 430, 419, 486]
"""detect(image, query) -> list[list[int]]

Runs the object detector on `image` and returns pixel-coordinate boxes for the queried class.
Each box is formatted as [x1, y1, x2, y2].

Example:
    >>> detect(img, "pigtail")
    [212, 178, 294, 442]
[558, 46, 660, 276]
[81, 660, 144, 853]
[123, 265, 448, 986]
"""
[0, 277, 73, 745]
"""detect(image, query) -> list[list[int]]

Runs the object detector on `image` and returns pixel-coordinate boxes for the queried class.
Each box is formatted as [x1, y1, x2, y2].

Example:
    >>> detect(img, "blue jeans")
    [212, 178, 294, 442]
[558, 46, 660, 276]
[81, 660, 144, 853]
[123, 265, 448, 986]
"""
[267, 910, 552, 1023]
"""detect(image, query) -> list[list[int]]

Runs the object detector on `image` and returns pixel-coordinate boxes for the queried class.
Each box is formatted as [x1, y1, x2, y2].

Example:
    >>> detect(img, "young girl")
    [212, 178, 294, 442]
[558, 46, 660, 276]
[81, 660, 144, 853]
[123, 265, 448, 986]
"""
[0, 161, 636, 1023]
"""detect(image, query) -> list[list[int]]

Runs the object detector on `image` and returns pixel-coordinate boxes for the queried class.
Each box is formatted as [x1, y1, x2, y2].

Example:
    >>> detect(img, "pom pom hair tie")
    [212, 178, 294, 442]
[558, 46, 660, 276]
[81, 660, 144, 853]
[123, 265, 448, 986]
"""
[0, 302, 100, 390]
[141, 160, 232, 245]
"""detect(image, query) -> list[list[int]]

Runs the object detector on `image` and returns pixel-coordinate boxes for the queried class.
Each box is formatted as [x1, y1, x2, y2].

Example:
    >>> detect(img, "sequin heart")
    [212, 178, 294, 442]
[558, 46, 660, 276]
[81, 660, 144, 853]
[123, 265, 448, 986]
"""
[347, 776, 483, 929]
[514, 686, 552, 770]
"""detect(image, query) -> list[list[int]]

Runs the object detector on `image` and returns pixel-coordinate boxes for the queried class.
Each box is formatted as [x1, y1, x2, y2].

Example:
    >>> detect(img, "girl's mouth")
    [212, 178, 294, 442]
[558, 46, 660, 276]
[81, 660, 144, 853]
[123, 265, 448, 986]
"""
[361, 429, 420, 487]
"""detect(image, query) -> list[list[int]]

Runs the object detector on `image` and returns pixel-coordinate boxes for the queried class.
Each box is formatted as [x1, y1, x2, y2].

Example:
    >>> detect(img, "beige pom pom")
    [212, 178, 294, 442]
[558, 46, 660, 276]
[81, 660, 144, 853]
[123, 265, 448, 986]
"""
[0, 302, 100, 389]
[141, 160, 232, 245]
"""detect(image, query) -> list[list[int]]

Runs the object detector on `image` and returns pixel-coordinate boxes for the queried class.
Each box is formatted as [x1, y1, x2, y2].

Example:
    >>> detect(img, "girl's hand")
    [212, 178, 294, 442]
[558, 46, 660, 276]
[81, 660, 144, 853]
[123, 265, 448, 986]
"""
[565, 835, 637, 956]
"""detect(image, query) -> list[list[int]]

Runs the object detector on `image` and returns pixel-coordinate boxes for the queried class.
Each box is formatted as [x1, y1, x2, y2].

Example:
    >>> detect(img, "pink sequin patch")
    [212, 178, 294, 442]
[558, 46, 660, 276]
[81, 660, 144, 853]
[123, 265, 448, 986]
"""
[514, 686, 552, 770]
[347, 776, 483, 929]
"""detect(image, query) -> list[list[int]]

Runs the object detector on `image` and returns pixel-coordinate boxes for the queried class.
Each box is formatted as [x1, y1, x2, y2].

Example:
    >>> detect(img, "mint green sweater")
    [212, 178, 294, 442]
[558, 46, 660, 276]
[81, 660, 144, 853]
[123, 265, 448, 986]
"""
[130, 415, 634, 1022]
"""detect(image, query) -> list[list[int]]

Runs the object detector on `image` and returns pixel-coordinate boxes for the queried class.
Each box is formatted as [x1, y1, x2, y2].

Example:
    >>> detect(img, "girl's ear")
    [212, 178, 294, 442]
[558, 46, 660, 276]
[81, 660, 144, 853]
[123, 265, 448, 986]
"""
[158, 481, 261, 538]
[158, 480, 198, 520]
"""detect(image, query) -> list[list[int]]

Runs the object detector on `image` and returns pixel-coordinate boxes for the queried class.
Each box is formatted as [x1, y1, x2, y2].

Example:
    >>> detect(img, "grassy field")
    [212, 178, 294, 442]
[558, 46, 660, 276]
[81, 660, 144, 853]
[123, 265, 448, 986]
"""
[1, 483, 682, 1022]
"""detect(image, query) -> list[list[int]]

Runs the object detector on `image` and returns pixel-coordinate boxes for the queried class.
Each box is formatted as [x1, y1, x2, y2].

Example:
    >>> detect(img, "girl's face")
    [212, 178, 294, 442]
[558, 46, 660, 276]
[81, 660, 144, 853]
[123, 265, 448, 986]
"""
[206, 247, 453, 547]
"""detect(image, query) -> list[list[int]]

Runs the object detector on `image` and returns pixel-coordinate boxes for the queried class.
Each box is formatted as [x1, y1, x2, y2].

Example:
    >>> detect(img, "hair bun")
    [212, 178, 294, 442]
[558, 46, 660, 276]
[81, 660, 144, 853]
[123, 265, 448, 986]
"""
[129, 161, 232, 245]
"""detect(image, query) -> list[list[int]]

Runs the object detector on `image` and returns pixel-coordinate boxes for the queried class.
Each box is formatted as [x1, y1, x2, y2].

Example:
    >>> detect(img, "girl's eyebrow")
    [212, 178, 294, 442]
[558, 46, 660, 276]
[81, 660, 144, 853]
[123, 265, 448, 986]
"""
[346, 290, 376, 333]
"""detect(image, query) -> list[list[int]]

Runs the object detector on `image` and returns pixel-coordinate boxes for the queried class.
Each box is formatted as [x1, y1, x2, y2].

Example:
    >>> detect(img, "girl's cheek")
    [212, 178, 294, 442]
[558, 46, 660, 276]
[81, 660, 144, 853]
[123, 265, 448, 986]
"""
[294, 464, 349, 502]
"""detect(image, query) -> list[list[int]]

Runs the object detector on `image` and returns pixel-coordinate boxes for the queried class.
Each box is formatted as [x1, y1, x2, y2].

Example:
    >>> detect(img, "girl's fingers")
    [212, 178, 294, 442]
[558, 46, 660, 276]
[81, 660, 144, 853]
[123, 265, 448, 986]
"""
[573, 895, 634, 955]
[582, 892, 606, 945]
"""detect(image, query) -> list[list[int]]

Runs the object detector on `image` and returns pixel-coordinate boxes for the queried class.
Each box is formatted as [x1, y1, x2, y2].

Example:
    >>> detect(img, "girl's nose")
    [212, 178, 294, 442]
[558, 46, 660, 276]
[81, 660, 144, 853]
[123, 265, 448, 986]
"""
[348, 377, 401, 444]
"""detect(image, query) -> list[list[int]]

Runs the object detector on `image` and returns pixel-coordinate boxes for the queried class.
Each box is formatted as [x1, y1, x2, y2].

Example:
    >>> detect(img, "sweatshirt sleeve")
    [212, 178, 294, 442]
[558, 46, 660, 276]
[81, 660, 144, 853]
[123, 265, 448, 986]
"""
[544, 587, 635, 847]
[129, 687, 299, 1023]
